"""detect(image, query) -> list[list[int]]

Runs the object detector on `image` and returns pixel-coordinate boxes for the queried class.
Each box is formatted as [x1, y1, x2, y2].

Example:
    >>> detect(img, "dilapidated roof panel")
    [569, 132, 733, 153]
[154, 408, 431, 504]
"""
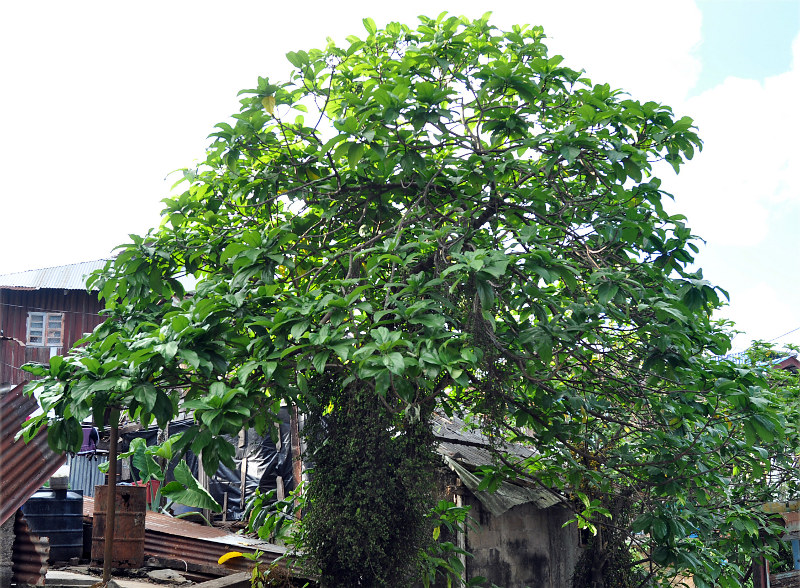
[83, 496, 286, 575]
[433, 413, 559, 515]
[0, 260, 108, 291]
[0, 384, 66, 525]
[433, 413, 536, 466]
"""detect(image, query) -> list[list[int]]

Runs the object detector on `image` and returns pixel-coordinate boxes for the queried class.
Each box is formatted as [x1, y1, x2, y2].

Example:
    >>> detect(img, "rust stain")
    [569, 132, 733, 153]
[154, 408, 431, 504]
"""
[90, 485, 147, 568]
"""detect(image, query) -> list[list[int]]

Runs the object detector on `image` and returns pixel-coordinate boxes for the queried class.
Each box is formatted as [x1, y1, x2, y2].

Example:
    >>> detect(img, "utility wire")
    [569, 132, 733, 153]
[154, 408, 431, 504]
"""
[768, 325, 800, 343]
[0, 301, 104, 319]
[0, 360, 35, 375]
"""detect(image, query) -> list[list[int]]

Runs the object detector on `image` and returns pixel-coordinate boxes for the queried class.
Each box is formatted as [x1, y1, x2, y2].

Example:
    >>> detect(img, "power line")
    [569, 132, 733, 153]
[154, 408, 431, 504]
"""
[0, 360, 36, 375]
[768, 325, 800, 343]
[0, 301, 105, 319]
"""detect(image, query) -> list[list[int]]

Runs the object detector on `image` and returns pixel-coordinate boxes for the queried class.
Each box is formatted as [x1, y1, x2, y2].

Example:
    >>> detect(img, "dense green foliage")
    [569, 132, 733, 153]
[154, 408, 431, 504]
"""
[22, 13, 800, 587]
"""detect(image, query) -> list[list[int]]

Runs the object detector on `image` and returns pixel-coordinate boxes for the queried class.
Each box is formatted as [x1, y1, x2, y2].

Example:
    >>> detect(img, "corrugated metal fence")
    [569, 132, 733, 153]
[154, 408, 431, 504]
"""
[67, 453, 107, 497]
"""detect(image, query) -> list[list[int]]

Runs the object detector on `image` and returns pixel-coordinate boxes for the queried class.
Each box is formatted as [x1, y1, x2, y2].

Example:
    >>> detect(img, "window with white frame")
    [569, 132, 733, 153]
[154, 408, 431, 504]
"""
[27, 312, 64, 347]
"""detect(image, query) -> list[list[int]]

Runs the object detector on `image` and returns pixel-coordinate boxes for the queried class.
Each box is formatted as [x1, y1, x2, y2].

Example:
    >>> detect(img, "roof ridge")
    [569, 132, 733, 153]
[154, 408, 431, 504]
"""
[0, 258, 111, 277]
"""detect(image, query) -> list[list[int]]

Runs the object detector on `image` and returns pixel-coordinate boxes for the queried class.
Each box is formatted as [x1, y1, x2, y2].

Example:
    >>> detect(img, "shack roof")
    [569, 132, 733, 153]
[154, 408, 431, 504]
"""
[0, 259, 108, 291]
[775, 355, 800, 371]
[433, 413, 560, 514]
[433, 412, 536, 466]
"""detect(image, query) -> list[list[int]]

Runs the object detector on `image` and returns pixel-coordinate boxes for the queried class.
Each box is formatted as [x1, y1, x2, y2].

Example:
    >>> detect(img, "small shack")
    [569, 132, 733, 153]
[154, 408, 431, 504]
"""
[434, 414, 581, 588]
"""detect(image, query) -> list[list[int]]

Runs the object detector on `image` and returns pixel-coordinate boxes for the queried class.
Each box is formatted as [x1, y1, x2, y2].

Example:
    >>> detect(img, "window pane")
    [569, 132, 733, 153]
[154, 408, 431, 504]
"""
[45, 314, 64, 346]
[28, 312, 45, 345]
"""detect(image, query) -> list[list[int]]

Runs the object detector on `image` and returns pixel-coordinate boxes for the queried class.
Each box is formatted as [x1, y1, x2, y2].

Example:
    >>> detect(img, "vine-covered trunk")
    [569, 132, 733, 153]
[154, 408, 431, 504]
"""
[302, 381, 436, 587]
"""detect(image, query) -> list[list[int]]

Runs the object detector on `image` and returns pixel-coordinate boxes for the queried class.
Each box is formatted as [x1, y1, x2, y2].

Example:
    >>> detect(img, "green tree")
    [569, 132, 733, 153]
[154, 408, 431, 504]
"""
[22, 14, 799, 587]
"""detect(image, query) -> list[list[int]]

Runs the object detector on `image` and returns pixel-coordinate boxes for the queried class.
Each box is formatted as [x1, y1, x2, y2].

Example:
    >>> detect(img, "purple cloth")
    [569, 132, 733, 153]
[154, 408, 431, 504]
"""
[79, 426, 98, 454]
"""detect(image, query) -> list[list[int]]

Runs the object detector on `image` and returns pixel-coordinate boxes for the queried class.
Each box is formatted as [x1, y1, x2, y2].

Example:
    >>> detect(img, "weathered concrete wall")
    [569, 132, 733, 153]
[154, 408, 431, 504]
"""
[464, 493, 581, 588]
[0, 515, 14, 588]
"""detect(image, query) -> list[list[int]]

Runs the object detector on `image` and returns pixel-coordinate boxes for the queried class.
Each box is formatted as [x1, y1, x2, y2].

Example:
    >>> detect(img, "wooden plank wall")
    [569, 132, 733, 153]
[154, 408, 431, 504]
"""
[0, 288, 104, 386]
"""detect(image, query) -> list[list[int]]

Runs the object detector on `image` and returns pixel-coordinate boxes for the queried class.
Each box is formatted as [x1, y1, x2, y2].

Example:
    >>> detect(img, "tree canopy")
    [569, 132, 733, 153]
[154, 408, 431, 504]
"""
[23, 13, 799, 587]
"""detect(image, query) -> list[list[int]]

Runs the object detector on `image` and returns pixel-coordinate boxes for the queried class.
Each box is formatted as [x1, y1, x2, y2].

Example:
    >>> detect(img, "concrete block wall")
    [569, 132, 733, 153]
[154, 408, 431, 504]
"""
[464, 496, 581, 588]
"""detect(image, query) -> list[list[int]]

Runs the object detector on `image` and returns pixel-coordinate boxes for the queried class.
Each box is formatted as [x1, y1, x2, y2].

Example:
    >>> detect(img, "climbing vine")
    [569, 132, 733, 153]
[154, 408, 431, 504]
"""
[302, 381, 436, 586]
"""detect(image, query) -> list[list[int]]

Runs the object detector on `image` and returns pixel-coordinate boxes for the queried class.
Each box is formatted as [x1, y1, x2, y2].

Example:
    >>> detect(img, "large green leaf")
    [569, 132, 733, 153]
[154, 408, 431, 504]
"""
[160, 461, 222, 512]
[130, 438, 163, 482]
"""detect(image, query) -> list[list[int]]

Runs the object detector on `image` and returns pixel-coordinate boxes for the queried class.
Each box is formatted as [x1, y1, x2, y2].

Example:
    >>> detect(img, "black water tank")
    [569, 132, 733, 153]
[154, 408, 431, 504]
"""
[21, 489, 84, 562]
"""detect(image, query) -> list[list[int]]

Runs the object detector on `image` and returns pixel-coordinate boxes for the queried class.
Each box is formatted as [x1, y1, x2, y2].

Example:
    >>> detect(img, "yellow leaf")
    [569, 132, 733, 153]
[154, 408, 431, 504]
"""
[432, 526, 440, 540]
[262, 96, 276, 114]
[218, 551, 243, 564]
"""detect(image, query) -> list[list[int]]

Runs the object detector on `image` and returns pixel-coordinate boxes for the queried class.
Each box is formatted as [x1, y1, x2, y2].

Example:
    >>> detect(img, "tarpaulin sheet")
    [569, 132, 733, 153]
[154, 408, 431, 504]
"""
[121, 408, 295, 520]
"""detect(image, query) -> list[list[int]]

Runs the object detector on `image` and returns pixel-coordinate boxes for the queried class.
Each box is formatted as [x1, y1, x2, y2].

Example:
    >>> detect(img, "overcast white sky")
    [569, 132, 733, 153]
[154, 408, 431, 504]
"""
[1, 1, 798, 352]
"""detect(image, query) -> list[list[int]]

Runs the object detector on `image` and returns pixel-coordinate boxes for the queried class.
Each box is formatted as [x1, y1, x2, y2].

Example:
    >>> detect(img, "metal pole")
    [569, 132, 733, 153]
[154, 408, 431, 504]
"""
[102, 409, 120, 584]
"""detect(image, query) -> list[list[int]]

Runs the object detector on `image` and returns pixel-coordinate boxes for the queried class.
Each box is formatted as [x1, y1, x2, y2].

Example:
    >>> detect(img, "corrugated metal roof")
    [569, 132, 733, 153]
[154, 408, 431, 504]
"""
[83, 496, 287, 575]
[0, 259, 109, 291]
[433, 413, 537, 466]
[0, 384, 67, 525]
[433, 413, 559, 513]
[717, 351, 800, 370]
[775, 355, 800, 371]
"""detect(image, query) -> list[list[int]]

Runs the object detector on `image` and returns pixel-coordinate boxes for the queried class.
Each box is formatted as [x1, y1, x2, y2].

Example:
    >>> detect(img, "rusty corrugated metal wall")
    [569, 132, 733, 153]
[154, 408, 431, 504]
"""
[0, 288, 104, 386]
[0, 384, 66, 526]
[12, 512, 49, 586]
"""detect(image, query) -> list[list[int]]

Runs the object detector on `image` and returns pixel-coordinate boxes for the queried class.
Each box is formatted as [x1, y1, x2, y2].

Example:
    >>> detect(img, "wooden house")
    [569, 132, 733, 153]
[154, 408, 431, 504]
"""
[0, 260, 107, 392]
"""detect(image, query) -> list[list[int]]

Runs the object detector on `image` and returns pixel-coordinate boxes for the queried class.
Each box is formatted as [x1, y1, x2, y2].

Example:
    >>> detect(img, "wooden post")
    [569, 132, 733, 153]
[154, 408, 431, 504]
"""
[455, 484, 466, 588]
[289, 405, 303, 517]
[290, 405, 303, 485]
[275, 422, 284, 501]
[751, 556, 769, 588]
[198, 453, 210, 524]
[102, 409, 120, 584]
[239, 429, 247, 513]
